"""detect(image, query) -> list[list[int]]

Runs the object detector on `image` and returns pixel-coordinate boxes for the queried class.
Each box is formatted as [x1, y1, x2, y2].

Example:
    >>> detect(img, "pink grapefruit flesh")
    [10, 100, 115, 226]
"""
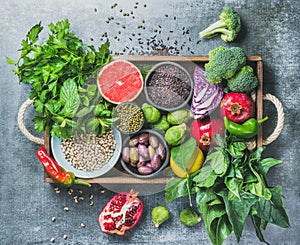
[97, 60, 144, 104]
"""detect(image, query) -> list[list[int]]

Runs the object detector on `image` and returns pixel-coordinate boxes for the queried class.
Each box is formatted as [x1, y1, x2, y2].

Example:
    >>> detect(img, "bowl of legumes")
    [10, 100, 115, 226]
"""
[113, 102, 144, 135]
[120, 129, 169, 179]
[144, 62, 193, 111]
[51, 126, 122, 179]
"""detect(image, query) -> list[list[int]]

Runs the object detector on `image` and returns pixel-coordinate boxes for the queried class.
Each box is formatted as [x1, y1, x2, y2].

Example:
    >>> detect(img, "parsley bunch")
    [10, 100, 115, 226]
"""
[8, 19, 113, 138]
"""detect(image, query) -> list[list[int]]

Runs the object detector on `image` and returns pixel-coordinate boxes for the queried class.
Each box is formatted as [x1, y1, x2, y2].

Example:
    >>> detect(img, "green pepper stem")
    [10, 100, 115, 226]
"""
[258, 116, 268, 124]
[74, 179, 91, 187]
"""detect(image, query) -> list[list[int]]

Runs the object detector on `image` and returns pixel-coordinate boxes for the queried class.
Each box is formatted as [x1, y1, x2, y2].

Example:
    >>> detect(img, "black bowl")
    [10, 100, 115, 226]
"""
[120, 129, 170, 179]
[144, 61, 193, 111]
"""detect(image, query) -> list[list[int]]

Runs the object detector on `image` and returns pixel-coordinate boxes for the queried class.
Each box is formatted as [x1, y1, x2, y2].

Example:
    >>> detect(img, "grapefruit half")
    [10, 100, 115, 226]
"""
[97, 60, 144, 104]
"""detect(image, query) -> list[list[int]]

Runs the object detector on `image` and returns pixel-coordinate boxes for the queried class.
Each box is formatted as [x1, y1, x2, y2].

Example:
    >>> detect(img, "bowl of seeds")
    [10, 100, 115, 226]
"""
[51, 126, 122, 179]
[113, 102, 144, 135]
[144, 62, 193, 111]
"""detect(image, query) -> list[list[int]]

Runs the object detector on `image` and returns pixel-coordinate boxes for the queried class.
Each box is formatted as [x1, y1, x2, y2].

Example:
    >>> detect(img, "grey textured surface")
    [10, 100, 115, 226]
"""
[1, 0, 299, 244]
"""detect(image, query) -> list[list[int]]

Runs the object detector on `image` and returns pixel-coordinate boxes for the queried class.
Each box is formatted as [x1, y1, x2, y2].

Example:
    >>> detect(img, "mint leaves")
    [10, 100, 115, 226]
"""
[9, 19, 112, 138]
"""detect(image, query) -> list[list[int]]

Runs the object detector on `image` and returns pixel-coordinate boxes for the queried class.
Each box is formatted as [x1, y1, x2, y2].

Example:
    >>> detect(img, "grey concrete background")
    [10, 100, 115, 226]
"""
[1, 0, 299, 244]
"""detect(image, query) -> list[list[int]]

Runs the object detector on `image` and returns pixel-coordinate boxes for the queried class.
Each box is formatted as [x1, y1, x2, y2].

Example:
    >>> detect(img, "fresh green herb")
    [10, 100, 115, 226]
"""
[8, 19, 112, 138]
[165, 133, 290, 245]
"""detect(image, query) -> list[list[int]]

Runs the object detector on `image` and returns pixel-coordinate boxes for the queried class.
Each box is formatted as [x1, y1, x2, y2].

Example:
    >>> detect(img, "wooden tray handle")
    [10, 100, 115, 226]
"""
[18, 94, 284, 147]
[18, 98, 44, 145]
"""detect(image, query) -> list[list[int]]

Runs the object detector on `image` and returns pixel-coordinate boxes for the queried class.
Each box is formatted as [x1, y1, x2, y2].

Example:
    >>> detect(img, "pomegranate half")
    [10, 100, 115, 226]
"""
[98, 189, 144, 236]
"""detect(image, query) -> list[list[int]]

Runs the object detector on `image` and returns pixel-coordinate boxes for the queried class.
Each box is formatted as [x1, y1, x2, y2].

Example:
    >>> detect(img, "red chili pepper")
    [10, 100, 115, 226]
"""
[36, 146, 91, 187]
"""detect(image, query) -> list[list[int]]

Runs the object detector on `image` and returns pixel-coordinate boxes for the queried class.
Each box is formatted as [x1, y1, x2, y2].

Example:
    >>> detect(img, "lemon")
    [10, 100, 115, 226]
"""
[170, 148, 204, 178]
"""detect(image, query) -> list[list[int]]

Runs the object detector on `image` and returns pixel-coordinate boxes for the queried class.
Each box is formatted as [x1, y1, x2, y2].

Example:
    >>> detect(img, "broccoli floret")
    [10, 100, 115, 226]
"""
[199, 7, 241, 42]
[204, 46, 246, 84]
[227, 65, 258, 92]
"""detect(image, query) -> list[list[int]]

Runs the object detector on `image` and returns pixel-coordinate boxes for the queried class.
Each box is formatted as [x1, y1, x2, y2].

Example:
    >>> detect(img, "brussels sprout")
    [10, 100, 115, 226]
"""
[167, 109, 193, 125]
[152, 206, 170, 228]
[179, 208, 201, 227]
[151, 115, 170, 132]
[142, 103, 161, 123]
[165, 123, 187, 146]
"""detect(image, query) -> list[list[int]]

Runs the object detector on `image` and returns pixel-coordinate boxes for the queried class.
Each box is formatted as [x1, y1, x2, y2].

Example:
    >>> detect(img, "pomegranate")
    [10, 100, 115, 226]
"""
[220, 92, 255, 123]
[190, 117, 224, 152]
[98, 189, 144, 236]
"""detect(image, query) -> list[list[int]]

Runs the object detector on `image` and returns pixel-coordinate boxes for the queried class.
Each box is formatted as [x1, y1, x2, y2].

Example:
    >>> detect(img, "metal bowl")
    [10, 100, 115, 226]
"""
[120, 129, 170, 179]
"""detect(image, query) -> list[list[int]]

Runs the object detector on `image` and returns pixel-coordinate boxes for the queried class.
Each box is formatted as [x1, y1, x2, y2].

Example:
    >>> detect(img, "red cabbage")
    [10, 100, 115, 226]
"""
[191, 65, 223, 119]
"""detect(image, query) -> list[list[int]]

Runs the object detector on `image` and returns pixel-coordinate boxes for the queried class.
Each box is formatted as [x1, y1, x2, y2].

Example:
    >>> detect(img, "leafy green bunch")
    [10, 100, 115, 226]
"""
[165, 134, 290, 245]
[8, 19, 113, 138]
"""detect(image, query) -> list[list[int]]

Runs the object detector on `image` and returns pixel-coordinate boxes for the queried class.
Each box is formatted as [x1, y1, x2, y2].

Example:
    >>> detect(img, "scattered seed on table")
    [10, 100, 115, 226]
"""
[89, 194, 94, 200]
[64, 207, 69, 211]
[67, 188, 73, 196]
[90, 201, 94, 206]
[51, 217, 56, 222]
[144, 4, 147, 7]
[94, 8, 97, 12]
[63, 234, 68, 240]
[165, 14, 169, 17]
[79, 196, 84, 201]
[100, 189, 105, 194]
[50, 237, 55, 243]
[78, 189, 83, 194]
[81, 223, 86, 228]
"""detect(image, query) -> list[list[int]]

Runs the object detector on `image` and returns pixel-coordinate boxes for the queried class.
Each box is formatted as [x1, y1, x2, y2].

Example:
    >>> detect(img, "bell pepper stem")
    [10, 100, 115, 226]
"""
[258, 116, 268, 124]
[74, 179, 92, 187]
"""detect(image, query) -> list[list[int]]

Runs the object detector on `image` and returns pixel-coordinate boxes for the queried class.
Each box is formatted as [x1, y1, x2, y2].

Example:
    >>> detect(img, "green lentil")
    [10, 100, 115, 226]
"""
[115, 103, 144, 133]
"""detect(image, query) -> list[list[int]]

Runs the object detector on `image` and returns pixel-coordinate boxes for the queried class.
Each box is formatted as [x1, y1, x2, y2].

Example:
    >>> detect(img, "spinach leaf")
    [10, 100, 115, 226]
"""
[257, 158, 282, 175]
[253, 186, 290, 228]
[219, 191, 257, 242]
[165, 177, 193, 204]
[251, 215, 270, 245]
[193, 164, 218, 188]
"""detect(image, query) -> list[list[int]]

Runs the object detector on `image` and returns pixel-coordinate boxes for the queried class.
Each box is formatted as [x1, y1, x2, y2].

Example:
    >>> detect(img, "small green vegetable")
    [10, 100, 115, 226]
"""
[204, 46, 246, 84]
[151, 115, 170, 132]
[167, 109, 193, 125]
[227, 66, 258, 93]
[180, 208, 201, 227]
[142, 103, 161, 123]
[165, 123, 187, 146]
[224, 116, 268, 139]
[151, 206, 170, 228]
[199, 7, 241, 42]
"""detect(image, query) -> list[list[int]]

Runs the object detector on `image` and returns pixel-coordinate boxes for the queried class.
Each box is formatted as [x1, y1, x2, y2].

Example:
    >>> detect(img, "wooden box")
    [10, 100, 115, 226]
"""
[44, 56, 263, 185]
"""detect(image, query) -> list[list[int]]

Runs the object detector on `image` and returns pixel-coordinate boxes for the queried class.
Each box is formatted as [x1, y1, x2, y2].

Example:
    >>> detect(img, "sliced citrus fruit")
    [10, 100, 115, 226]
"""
[97, 60, 143, 104]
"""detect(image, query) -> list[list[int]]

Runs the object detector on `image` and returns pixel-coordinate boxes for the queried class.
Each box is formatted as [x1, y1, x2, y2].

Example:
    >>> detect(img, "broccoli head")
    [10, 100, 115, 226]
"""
[227, 65, 258, 92]
[204, 46, 246, 84]
[199, 7, 241, 42]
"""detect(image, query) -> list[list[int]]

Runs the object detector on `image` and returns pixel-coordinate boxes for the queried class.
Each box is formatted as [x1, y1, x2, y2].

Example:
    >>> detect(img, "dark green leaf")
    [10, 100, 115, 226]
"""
[32, 116, 46, 133]
[225, 177, 242, 198]
[33, 99, 44, 114]
[227, 141, 247, 158]
[171, 138, 197, 172]
[219, 191, 257, 242]
[258, 158, 282, 175]
[251, 215, 270, 245]
[193, 164, 218, 188]
[26, 22, 43, 44]
[60, 79, 80, 117]
[254, 186, 290, 228]
[75, 106, 95, 118]
[165, 177, 192, 204]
